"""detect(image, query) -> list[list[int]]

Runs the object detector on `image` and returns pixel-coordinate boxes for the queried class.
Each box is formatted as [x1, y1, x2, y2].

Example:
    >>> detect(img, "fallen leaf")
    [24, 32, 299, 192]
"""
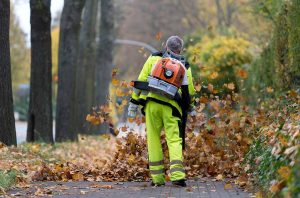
[186, 187, 193, 192]
[209, 72, 219, 79]
[112, 69, 118, 78]
[216, 174, 223, 181]
[277, 166, 291, 180]
[121, 125, 129, 132]
[236, 69, 248, 78]
[207, 84, 214, 93]
[156, 32, 162, 40]
[72, 172, 84, 181]
[266, 87, 274, 93]
[195, 84, 202, 92]
[224, 183, 233, 190]
[112, 78, 120, 86]
[224, 83, 235, 90]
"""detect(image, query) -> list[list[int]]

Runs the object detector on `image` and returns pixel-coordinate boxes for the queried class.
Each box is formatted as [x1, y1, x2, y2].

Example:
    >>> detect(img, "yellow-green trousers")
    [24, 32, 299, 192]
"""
[145, 100, 185, 184]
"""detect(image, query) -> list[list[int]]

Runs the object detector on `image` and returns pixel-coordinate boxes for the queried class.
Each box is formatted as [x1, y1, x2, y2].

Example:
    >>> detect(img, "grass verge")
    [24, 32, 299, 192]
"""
[0, 170, 17, 194]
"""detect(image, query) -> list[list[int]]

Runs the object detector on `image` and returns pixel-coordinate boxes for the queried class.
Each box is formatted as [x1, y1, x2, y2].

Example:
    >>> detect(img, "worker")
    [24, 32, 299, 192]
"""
[128, 36, 195, 187]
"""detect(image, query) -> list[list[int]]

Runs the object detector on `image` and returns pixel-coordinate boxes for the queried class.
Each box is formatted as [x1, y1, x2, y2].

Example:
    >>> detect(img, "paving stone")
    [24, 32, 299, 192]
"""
[6, 179, 252, 198]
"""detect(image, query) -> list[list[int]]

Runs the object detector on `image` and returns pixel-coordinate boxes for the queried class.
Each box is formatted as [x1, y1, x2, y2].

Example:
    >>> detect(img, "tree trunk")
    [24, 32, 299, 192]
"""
[215, 0, 225, 27]
[75, 0, 99, 135]
[27, 0, 53, 143]
[56, 0, 85, 142]
[225, 0, 235, 27]
[0, 0, 17, 146]
[95, 0, 115, 134]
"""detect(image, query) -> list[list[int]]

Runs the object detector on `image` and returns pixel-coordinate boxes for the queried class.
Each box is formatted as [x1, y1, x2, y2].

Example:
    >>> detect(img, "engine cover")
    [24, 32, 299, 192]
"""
[150, 58, 186, 88]
[147, 76, 178, 99]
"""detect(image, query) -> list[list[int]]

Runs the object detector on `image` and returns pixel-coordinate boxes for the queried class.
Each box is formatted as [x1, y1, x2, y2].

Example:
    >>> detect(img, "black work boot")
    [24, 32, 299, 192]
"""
[151, 182, 165, 187]
[172, 179, 187, 187]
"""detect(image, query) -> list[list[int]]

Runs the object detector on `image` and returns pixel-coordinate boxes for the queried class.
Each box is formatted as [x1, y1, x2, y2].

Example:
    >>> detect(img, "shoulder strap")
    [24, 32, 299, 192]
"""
[185, 61, 190, 70]
[151, 51, 164, 57]
[155, 50, 190, 69]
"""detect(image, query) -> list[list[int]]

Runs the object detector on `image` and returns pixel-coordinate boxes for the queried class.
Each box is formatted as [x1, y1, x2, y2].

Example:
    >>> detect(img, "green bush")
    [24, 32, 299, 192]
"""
[248, 1, 289, 92]
[187, 35, 253, 95]
[245, 0, 300, 106]
[273, 2, 290, 89]
[288, 148, 300, 197]
[244, 44, 278, 105]
[244, 137, 288, 190]
[287, 0, 300, 87]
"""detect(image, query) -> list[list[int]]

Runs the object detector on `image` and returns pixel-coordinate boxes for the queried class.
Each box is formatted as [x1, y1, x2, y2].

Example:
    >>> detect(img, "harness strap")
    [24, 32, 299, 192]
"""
[152, 51, 190, 69]
[130, 98, 140, 105]
[147, 97, 182, 119]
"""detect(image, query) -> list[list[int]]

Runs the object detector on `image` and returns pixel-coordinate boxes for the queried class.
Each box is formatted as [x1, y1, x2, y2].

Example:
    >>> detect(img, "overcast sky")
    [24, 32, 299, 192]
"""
[13, 0, 64, 42]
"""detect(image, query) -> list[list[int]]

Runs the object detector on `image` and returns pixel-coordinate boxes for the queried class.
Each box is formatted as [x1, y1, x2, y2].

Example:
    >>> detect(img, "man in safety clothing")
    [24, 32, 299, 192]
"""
[128, 36, 195, 187]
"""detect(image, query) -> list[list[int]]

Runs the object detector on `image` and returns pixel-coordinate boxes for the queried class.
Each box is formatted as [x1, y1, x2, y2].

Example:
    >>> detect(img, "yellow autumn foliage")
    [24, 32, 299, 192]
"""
[189, 36, 253, 68]
[187, 35, 254, 93]
[51, 27, 59, 79]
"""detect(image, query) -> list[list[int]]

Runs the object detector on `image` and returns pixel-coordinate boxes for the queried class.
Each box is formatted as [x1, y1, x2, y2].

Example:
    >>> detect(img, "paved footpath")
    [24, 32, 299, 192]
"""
[6, 178, 253, 198]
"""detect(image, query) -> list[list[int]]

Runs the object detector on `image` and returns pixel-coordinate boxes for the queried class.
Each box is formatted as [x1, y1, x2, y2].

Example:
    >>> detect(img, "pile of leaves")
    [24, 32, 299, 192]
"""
[183, 96, 255, 181]
[0, 136, 116, 193]
[100, 133, 149, 181]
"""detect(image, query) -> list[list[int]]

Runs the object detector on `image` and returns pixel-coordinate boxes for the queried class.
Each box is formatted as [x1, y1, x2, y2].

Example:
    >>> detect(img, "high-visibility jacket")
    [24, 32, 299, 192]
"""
[131, 51, 195, 117]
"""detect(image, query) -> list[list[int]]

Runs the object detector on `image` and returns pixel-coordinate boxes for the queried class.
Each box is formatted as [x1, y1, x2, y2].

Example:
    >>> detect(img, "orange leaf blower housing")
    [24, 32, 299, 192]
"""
[151, 58, 186, 88]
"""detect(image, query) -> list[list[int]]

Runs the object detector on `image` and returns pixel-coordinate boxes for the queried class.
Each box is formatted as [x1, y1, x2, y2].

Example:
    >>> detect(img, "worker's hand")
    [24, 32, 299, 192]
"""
[128, 102, 139, 118]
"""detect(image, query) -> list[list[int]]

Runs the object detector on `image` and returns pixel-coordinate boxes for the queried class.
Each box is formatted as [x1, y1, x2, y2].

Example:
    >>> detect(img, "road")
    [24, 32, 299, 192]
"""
[15, 121, 28, 144]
